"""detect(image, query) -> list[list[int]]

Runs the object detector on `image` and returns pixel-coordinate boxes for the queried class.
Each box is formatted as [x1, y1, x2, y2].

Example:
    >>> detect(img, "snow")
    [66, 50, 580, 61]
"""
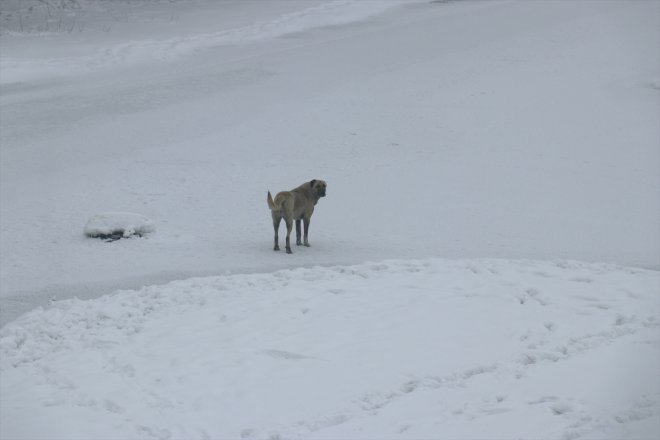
[83, 212, 155, 239]
[0, 0, 418, 85]
[0, 0, 659, 438]
[1, 0, 657, 326]
[1, 259, 658, 439]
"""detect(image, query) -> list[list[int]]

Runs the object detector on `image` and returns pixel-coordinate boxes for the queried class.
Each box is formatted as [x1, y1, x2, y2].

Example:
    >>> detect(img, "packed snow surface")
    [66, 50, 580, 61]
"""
[1, 259, 658, 439]
[1, 0, 658, 325]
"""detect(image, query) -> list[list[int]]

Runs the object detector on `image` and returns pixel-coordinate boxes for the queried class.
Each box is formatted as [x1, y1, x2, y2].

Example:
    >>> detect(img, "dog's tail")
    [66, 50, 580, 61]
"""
[267, 191, 276, 210]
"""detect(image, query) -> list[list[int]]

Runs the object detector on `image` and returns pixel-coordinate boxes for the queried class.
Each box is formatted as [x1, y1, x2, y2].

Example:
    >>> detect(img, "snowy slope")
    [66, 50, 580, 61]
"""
[1, 0, 658, 325]
[1, 259, 658, 439]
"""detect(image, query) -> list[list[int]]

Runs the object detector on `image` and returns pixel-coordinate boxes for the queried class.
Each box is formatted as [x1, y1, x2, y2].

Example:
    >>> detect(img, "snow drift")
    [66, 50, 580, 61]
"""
[1, 259, 658, 439]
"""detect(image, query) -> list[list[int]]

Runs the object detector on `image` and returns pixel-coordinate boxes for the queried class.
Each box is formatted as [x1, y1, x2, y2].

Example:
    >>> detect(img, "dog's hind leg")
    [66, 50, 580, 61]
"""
[285, 219, 293, 254]
[296, 219, 302, 246]
[272, 215, 281, 251]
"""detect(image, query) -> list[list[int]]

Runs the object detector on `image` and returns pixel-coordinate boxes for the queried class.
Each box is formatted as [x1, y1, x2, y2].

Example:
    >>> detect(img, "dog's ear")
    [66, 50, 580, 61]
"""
[310, 179, 316, 187]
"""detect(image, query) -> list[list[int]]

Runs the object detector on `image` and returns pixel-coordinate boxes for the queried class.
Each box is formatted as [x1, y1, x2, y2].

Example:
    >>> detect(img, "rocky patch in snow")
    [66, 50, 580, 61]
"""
[83, 212, 155, 241]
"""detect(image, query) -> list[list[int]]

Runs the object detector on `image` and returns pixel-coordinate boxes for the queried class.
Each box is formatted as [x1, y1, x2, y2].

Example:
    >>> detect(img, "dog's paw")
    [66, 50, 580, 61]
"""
[274, 246, 280, 251]
[286, 247, 293, 254]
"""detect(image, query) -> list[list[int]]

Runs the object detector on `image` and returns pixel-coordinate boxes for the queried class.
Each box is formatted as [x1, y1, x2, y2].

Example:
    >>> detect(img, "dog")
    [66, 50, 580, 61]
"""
[267, 179, 327, 254]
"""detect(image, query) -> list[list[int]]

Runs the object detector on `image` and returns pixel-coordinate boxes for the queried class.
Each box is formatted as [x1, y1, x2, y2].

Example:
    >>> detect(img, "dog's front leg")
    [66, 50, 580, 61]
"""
[285, 219, 293, 254]
[296, 219, 302, 246]
[303, 217, 311, 247]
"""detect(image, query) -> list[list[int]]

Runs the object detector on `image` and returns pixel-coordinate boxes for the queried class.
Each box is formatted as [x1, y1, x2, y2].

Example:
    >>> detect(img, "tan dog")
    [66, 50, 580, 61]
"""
[267, 179, 327, 254]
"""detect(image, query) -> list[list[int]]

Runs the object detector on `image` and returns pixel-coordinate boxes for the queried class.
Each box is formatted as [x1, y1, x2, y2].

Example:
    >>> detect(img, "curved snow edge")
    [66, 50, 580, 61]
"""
[1, 257, 657, 369]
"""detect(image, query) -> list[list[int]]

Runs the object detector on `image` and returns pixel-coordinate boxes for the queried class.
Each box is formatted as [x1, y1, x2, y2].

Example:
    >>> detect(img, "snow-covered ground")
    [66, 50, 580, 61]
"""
[1, 0, 658, 325]
[1, 0, 659, 438]
[2, 259, 658, 439]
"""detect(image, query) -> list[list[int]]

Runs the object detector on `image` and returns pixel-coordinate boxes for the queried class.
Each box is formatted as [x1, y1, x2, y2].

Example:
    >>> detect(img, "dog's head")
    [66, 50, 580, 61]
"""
[310, 179, 327, 198]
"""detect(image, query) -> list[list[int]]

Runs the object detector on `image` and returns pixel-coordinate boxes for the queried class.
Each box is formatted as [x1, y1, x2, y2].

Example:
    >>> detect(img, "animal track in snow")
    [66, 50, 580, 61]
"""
[453, 394, 512, 420]
[570, 277, 594, 283]
[292, 311, 656, 438]
[261, 349, 315, 360]
[516, 287, 549, 306]
[297, 413, 351, 432]
[551, 402, 574, 415]
[516, 315, 657, 372]
[525, 288, 549, 306]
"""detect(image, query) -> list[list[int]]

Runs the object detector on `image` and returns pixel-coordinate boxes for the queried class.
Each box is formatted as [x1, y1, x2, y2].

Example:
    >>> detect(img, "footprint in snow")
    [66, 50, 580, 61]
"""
[551, 402, 574, 415]
[240, 428, 257, 438]
[525, 288, 549, 306]
[570, 277, 594, 283]
[453, 395, 511, 420]
[102, 399, 124, 414]
[262, 349, 315, 360]
[589, 303, 611, 310]
[529, 396, 560, 405]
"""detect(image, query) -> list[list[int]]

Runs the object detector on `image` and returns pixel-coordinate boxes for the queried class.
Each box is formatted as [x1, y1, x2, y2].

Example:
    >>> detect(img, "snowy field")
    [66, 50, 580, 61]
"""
[1, 259, 658, 439]
[1, 0, 659, 438]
